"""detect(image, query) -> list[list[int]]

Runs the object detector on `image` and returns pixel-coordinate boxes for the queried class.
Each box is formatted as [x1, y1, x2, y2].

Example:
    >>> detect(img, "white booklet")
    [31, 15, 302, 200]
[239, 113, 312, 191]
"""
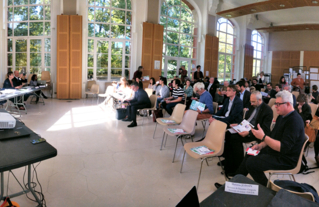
[229, 119, 254, 133]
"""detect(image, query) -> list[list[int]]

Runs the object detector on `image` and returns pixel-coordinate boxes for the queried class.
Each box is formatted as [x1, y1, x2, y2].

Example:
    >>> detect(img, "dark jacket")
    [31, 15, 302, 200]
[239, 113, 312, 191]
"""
[292, 94, 297, 107]
[312, 91, 319, 104]
[206, 83, 217, 101]
[193, 71, 203, 81]
[244, 102, 273, 140]
[265, 89, 277, 98]
[12, 77, 22, 87]
[3, 79, 15, 89]
[130, 88, 151, 107]
[133, 71, 143, 80]
[215, 96, 243, 125]
[295, 103, 312, 126]
[237, 90, 251, 109]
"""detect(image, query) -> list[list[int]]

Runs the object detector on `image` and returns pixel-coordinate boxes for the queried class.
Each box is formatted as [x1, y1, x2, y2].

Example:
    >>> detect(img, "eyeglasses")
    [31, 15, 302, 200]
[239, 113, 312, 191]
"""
[274, 102, 287, 107]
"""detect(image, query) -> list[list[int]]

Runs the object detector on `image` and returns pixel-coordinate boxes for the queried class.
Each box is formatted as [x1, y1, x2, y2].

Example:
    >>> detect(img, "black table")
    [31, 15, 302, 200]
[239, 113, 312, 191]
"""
[0, 109, 57, 206]
[200, 175, 275, 207]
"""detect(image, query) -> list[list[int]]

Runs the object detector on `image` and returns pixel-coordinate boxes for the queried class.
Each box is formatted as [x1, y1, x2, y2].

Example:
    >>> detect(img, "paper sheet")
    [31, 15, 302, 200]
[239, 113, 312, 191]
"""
[310, 74, 318, 80]
[225, 182, 259, 196]
[310, 68, 318, 73]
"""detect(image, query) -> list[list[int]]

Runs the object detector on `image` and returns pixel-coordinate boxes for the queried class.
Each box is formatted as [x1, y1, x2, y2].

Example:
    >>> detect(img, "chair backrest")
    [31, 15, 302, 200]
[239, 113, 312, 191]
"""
[91, 84, 99, 94]
[180, 110, 198, 134]
[309, 103, 318, 118]
[27, 74, 33, 84]
[272, 105, 279, 121]
[87, 80, 97, 91]
[149, 95, 157, 109]
[243, 109, 246, 119]
[268, 98, 276, 108]
[268, 180, 315, 202]
[41, 71, 51, 82]
[145, 88, 153, 97]
[290, 135, 309, 174]
[202, 120, 227, 156]
[213, 102, 218, 113]
[170, 104, 186, 124]
[292, 91, 300, 99]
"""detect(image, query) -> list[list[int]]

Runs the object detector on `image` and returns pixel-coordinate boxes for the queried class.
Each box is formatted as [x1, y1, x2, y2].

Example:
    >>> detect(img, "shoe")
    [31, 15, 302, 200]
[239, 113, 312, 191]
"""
[127, 121, 137, 128]
[42, 95, 48, 99]
[214, 182, 222, 189]
[19, 107, 25, 110]
[140, 114, 147, 117]
[217, 160, 225, 166]
[122, 118, 132, 122]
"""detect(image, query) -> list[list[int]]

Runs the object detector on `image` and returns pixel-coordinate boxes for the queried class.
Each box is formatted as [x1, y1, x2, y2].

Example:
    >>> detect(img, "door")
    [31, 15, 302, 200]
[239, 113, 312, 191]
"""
[164, 57, 178, 83]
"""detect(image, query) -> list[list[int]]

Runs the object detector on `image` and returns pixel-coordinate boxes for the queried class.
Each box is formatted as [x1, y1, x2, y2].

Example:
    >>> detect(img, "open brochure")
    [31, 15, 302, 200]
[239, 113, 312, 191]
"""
[228, 119, 254, 134]
[260, 92, 268, 97]
[191, 146, 215, 155]
[167, 128, 185, 134]
[246, 148, 260, 156]
[143, 76, 150, 81]
[213, 115, 225, 119]
[160, 119, 176, 124]
[190, 100, 205, 111]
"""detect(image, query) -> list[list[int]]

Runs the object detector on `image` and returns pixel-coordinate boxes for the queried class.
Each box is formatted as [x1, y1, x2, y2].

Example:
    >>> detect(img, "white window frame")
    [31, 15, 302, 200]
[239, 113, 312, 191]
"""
[251, 30, 264, 77]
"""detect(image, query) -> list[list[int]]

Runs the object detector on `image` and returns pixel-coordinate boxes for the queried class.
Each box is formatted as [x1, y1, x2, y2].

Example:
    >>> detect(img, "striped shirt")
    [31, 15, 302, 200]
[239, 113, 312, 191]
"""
[172, 87, 185, 101]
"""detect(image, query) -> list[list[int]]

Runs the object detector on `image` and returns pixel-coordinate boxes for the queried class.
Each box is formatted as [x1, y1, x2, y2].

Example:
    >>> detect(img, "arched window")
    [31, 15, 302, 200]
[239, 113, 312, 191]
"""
[6, 0, 52, 78]
[251, 30, 264, 76]
[217, 18, 236, 82]
[87, 0, 132, 81]
[160, 0, 197, 80]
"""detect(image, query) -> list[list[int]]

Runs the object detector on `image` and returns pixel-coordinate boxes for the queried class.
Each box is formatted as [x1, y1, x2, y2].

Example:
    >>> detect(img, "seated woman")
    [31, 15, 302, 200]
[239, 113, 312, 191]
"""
[184, 79, 193, 109]
[147, 77, 156, 91]
[3, 71, 24, 110]
[311, 85, 319, 104]
[30, 74, 48, 103]
[161, 79, 184, 115]
[155, 77, 170, 108]
[20, 73, 28, 85]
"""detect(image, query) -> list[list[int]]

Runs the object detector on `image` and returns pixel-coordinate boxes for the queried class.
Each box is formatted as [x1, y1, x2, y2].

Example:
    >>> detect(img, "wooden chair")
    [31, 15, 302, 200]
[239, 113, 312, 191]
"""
[145, 88, 153, 97]
[98, 86, 113, 103]
[309, 103, 318, 118]
[86, 80, 97, 92]
[292, 91, 300, 99]
[85, 84, 99, 104]
[213, 102, 218, 113]
[268, 98, 276, 108]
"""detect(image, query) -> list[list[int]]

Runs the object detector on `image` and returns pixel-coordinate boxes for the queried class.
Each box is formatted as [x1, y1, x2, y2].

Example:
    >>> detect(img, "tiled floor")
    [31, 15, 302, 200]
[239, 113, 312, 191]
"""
[4, 99, 319, 206]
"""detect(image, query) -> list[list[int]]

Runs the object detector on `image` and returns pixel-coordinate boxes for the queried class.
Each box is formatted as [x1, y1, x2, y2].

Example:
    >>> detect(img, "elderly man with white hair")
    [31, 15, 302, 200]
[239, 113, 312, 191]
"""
[191, 82, 215, 120]
[231, 90, 305, 187]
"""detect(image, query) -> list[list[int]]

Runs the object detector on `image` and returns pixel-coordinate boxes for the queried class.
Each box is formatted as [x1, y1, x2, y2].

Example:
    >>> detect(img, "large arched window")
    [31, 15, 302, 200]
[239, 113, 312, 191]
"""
[251, 30, 264, 76]
[217, 18, 236, 82]
[87, 0, 132, 81]
[160, 0, 197, 80]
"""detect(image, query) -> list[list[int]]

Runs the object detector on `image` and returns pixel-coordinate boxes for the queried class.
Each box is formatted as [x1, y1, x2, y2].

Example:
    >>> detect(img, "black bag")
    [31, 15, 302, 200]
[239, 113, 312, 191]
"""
[116, 108, 127, 120]
[153, 109, 163, 122]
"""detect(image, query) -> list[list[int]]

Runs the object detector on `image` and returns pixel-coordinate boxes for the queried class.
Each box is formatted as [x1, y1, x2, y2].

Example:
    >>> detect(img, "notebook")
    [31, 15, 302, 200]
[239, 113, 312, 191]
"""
[0, 127, 30, 141]
[176, 186, 200, 207]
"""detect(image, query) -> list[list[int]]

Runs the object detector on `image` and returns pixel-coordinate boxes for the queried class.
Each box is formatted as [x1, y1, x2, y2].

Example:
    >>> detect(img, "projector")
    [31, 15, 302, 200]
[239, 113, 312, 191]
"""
[0, 113, 16, 129]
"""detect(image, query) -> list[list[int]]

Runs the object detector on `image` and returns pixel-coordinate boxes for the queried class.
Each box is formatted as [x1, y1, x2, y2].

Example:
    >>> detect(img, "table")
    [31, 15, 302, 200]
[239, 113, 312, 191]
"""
[200, 175, 275, 207]
[0, 109, 57, 206]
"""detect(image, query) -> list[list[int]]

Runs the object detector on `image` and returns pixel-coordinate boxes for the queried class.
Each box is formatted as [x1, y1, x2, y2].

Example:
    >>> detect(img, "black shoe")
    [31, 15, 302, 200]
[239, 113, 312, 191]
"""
[217, 160, 225, 166]
[122, 118, 132, 122]
[140, 114, 147, 117]
[41, 93, 48, 99]
[127, 121, 137, 128]
[214, 182, 222, 189]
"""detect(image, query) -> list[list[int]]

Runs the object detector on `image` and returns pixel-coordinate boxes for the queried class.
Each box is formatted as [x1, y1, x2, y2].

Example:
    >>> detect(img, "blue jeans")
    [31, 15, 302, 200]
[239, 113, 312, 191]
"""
[163, 102, 180, 115]
[157, 98, 164, 108]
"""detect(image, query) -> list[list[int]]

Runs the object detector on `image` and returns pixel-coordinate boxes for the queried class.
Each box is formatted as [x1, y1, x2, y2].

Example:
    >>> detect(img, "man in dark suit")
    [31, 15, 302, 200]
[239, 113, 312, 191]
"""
[236, 80, 251, 109]
[263, 83, 277, 104]
[206, 77, 217, 101]
[123, 82, 151, 128]
[209, 85, 243, 126]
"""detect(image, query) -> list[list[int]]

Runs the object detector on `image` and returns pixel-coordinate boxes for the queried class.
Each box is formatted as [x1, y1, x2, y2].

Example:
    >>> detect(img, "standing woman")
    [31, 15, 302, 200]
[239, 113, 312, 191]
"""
[184, 79, 193, 109]
[279, 76, 288, 89]
[161, 79, 184, 115]
[133, 66, 143, 80]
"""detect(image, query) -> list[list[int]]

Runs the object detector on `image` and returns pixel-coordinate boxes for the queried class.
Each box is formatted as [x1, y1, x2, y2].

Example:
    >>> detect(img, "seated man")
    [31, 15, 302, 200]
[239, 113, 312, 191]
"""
[155, 77, 170, 108]
[209, 85, 243, 126]
[236, 80, 251, 109]
[220, 91, 273, 178]
[231, 90, 304, 187]
[263, 83, 276, 104]
[123, 82, 151, 128]
[191, 82, 214, 120]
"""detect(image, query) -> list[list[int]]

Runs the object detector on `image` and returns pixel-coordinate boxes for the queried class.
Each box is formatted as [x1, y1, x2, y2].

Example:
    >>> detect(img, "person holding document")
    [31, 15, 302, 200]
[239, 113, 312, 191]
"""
[190, 82, 214, 120]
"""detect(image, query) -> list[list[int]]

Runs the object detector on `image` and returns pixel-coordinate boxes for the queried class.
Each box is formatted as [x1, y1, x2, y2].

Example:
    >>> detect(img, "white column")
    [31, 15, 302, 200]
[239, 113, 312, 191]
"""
[300, 51, 304, 67]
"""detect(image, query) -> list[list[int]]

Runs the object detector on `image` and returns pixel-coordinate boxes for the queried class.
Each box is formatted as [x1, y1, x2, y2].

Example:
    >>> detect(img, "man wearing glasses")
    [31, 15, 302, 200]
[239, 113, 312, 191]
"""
[233, 90, 304, 186]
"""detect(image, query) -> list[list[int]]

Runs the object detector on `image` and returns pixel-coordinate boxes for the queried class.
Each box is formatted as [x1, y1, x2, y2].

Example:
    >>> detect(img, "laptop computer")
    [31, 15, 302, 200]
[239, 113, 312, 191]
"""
[0, 127, 30, 141]
[37, 80, 47, 85]
[176, 186, 200, 207]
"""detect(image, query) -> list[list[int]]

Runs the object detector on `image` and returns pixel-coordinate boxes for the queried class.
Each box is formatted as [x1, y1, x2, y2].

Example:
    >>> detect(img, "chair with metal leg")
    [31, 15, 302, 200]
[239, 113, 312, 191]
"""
[85, 84, 99, 104]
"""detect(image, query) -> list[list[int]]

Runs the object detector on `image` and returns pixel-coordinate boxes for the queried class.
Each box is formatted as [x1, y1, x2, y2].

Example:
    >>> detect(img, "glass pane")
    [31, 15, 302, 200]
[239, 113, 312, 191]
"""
[8, 0, 13, 6]
[8, 7, 13, 22]
[112, 42, 123, 54]
[167, 0, 181, 6]
[225, 73, 231, 81]
[29, 6, 44, 20]
[257, 51, 261, 59]
[180, 6, 192, 21]
[45, 6, 51, 20]
[14, 0, 28, 6]
[219, 42, 225, 53]
[166, 45, 179, 57]
[256, 60, 261, 69]
[125, 56, 130, 68]
[125, 41, 131, 54]
[226, 34, 233, 44]
[30, 67, 40, 74]
[30, 0, 43, 4]
[219, 23, 227, 32]
[167, 59, 177, 80]
[88, 54, 94, 67]
[14, 23, 28, 36]
[7, 24, 13, 36]
[180, 34, 192, 46]
[15, 67, 26, 73]
[88, 0, 94, 6]
[226, 44, 233, 54]
[8, 39, 13, 52]
[111, 69, 122, 80]
[252, 34, 258, 42]
[16, 39, 27, 52]
[252, 42, 257, 50]
[97, 41, 109, 53]
[44, 0, 51, 3]
[8, 54, 13, 66]
[95, 24, 110, 38]
[30, 22, 44, 36]
[88, 23, 95, 37]
[88, 68, 94, 80]
[30, 39, 41, 52]
[219, 32, 226, 42]
[225, 55, 231, 73]
[160, 16, 166, 28]
[111, 9, 125, 24]
[96, 8, 110, 23]
[111, 55, 122, 68]
[45, 38, 51, 52]
[88, 7, 94, 22]
[257, 43, 262, 51]
[127, 0, 131, 9]
[88, 39, 94, 52]
[30, 53, 42, 66]
[97, 54, 108, 67]
[111, 25, 125, 38]
[96, 0, 111, 7]
[126, 11, 131, 25]
[126, 26, 131, 39]
[166, 31, 179, 44]
[16, 53, 27, 66]
[167, 18, 179, 32]
[227, 24, 234, 34]
[7, 68, 13, 73]
[161, 2, 167, 15]
[14, 7, 28, 21]
[167, 6, 180, 18]
[45, 53, 51, 66]
[180, 21, 192, 34]
[112, 0, 125, 9]
[45, 22, 51, 35]
[180, 46, 192, 58]
[219, 54, 225, 72]
[125, 69, 130, 80]
[97, 68, 108, 80]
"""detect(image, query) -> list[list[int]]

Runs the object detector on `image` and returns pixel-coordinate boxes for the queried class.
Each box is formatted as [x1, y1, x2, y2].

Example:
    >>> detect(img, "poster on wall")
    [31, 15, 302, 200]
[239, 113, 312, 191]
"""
[310, 68, 319, 73]
[154, 60, 160, 69]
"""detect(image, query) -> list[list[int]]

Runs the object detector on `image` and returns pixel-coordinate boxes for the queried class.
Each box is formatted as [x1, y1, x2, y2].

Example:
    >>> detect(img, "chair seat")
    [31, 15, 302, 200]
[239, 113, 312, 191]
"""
[264, 168, 298, 174]
[140, 107, 156, 111]
[184, 141, 222, 160]
[163, 125, 190, 136]
[156, 118, 179, 126]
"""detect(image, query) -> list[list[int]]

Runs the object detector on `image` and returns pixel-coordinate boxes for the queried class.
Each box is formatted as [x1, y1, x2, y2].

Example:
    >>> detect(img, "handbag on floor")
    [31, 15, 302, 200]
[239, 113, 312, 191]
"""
[153, 109, 163, 122]
[115, 108, 127, 120]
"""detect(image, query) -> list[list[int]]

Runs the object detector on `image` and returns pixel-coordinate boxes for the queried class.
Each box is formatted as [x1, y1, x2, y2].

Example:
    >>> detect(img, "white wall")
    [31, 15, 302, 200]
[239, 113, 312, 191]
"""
[0, 1, 5, 85]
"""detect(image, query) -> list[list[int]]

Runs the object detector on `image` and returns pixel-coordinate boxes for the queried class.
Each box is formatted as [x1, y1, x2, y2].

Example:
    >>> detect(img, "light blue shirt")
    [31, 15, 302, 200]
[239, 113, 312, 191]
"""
[225, 97, 234, 117]
[239, 90, 245, 101]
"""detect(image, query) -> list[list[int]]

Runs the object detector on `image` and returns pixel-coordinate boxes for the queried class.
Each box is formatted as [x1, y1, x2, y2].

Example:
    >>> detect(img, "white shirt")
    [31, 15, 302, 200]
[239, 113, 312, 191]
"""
[225, 97, 234, 117]
[207, 83, 213, 91]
